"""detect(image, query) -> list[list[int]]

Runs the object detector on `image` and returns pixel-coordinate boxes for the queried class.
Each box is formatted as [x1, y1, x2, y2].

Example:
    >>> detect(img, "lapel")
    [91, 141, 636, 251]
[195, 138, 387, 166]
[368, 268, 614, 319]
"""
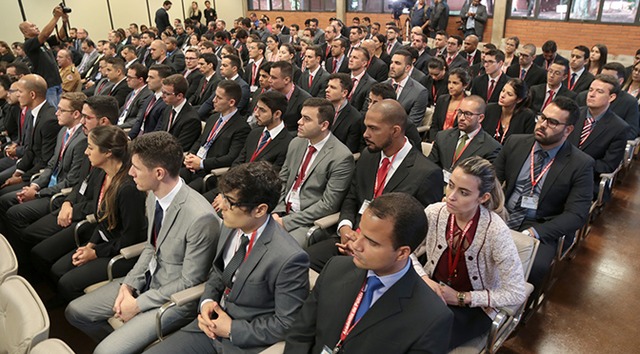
[509, 136, 535, 191]
[213, 112, 238, 142]
[383, 149, 415, 193]
[397, 78, 414, 104]
[354, 74, 371, 98]
[61, 126, 85, 162]
[155, 183, 188, 249]
[288, 138, 308, 188]
[581, 110, 610, 150]
[539, 141, 571, 203]
[461, 130, 486, 160]
[333, 105, 349, 131]
[228, 219, 275, 299]
[304, 135, 334, 181]
[258, 128, 285, 159]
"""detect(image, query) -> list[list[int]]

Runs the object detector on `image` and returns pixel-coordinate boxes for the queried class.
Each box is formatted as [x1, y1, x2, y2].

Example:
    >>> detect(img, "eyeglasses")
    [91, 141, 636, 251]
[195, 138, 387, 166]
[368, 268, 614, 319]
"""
[161, 91, 176, 96]
[221, 194, 256, 210]
[536, 114, 569, 129]
[456, 109, 482, 119]
[548, 69, 565, 77]
[185, 57, 198, 60]
[58, 108, 75, 113]
[126, 75, 138, 79]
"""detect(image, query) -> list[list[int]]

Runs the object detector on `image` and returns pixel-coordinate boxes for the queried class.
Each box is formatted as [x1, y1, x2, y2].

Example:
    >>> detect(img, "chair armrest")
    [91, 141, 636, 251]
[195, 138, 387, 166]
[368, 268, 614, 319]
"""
[73, 214, 98, 247]
[596, 166, 620, 207]
[49, 187, 73, 212]
[120, 242, 146, 259]
[352, 152, 361, 162]
[29, 169, 45, 182]
[259, 341, 285, 354]
[202, 167, 230, 193]
[156, 283, 206, 341]
[313, 213, 340, 229]
[416, 125, 429, 133]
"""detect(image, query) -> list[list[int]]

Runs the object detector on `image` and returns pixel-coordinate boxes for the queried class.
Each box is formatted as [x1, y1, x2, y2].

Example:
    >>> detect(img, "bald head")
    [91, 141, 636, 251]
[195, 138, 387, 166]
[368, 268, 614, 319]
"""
[18, 74, 47, 107]
[19, 21, 39, 38]
[361, 39, 376, 55]
[370, 99, 407, 132]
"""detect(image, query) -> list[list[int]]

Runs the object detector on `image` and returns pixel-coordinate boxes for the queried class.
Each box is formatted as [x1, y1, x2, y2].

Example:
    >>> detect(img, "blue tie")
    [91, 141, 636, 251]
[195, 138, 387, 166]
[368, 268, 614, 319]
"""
[256, 130, 270, 152]
[354, 276, 384, 322]
[48, 130, 71, 188]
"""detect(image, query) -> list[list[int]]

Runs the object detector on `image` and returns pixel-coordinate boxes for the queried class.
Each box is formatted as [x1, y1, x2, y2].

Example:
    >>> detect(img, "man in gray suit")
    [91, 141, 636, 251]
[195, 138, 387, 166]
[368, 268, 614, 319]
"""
[460, 0, 488, 41]
[273, 98, 355, 246]
[66, 132, 220, 354]
[146, 161, 310, 353]
[384, 49, 429, 126]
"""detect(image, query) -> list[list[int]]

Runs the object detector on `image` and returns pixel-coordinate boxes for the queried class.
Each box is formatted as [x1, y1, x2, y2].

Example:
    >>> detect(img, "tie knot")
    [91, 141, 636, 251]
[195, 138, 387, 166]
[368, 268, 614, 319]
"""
[536, 149, 549, 160]
[308, 145, 317, 154]
[380, 157, 391, 168]
[240, 234, 250, 246]
[263, 130, 271, 139]
[460, 132, 468, 141]
[366, 276, 383, 292]
[548, 90, 553, 95]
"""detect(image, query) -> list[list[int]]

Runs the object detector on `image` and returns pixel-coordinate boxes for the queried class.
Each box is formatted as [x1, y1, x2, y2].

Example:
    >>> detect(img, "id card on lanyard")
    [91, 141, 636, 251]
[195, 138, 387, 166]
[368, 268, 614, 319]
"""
[524, 147, 555, 209]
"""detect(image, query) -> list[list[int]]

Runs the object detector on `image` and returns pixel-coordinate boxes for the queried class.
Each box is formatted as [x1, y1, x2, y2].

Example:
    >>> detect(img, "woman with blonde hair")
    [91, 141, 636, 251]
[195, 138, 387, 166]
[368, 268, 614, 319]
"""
[411, 156, 526, 349]
[188, 1, 202, 24]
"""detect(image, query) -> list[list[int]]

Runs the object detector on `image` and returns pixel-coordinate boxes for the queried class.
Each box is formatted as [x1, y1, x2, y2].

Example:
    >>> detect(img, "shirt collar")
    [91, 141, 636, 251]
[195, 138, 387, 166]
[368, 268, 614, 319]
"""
[30, 100, 47, 120]
[366, 257, 411, 289]
[266, 121, 285, 139]
[309, 132, 331, 152]
[309, 65, 321, 78]
[172, 98, 187, 115]
[392, 74, 410, 89]
[460, 126, 481, 140]
[351, 69, 365, 82]
[155, 178, 184, 211]
[534, 141, 563, 160]
[587, 108, 607, 123]
[219, 108, 238, 122]
[571, 67, 585, 77]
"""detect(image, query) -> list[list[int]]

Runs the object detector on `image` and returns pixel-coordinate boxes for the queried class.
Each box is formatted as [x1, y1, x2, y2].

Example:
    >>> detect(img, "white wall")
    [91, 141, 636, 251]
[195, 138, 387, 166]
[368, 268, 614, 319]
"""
[0, 0, 244, 45]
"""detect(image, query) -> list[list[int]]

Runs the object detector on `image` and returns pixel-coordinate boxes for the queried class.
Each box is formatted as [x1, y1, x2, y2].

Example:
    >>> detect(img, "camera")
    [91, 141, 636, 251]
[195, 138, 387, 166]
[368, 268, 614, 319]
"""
[59, 2, 72, 13]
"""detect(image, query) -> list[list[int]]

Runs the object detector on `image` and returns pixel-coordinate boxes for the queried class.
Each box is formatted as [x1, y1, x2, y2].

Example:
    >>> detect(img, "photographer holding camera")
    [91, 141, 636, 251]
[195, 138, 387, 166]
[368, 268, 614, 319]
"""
[18, 3, 71, 108]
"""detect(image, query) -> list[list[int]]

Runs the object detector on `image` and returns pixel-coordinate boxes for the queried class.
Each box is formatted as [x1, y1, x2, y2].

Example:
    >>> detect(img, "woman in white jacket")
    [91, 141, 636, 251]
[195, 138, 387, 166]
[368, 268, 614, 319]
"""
[411, 156, 526, 349]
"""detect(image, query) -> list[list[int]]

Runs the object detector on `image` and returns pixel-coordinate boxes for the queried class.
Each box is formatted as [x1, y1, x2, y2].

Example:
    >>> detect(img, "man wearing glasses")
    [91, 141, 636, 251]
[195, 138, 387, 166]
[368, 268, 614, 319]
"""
[117, 63, 152, 129]
[157, 74, 201, 151]
[470, 49, 508, 103]
[506, 43, 547, 88]
[182, 48, 204, 100]
[493, 96, 594, 297]
[529, 60, 576, 115]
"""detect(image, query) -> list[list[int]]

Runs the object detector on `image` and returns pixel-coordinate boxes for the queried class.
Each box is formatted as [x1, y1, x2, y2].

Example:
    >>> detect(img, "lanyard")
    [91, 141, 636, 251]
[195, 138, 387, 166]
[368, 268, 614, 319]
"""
[494, 120, 508, 144]
[373, 152, 399, 197]
[334, 281, 367, 352]
[205, 116, 230, 146]
[234, 229, 258, 261]
[249, 132, 272, 162]
[446, 213, 474, 284]
[97, 175, 108, 210]
[529, 147, 555, 191]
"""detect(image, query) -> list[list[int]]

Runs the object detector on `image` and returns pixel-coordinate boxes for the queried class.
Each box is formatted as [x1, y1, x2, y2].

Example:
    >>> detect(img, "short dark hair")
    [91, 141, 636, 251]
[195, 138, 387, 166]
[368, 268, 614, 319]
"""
[0, 75, 12, 90]
[574, 45, 590, 60]
[217, 80, 242, 106]
[162, 74, 189, 96]
[257, 91, 288, 117]
[148, 64, 174, 79]
[485, 49, 505, 63]
[85, 95, 119, 125]
[271, 60, 293, 80]
[542, 40, 557, 53]
[450, 35, 463, 46]
[333, 37, 349, 50]
[122, 44, 136, 54]
[105, 57, 125, 73]
[6, 62, 30, 77]
[259, 61, 273, 75]
[366, 192, 428, 251]
[302, 97, 335, 129]
[551, 59, 569, 75]
[199, 52, 218, 67]
[128, 63, 148, 81]
[369, 83, 396, 100]
[392, 49, 412, 66]
[594, 73, 621, 95]
[306, 45, 323, 59]
[483, 43, 497, 51]
[427, 57, 446, 71]
[218, 161, 282, 213]
[235, 29, 248, 39]
[551, 96, 580, 126]
[602, 62, 626, 82]
[83, 39, 96, 48]
[131, 131, 183, 177]
[223, 54, 242, 71]
[329, 73, 353, 94]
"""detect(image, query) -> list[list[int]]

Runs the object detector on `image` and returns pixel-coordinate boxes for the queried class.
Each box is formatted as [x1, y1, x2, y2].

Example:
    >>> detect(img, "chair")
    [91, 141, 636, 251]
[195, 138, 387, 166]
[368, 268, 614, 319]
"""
[30, 338, 75, 354]
[0, 234, 18, 283]
[202, 167, 230, 193]
[49, 187, 73, 213]
[84, 241, 146, 294]
[421, 142, 433, 157]
[450, 230, 539, 354]
[0, 275, 50, 354]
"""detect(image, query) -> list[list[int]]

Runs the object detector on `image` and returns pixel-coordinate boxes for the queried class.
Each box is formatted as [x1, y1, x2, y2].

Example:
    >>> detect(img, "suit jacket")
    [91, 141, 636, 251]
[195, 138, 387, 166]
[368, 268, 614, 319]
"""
[366, 56, 389, 83]
[429, 128, 501, 170]
[189, 111, 251, 171]
[386, 41, 402, 57]
[234, 76, 251, 116]
[64, 157, 106, 221]
[331, 102, 362, 153]
[384, 77, 428, 126]
[576, 90, 640, 139]
[469, 62, 485, 78]
[16, 103, 60, 180]
[123, 183, 220, 312]
[463, 50, 482, 66]
[482, 104, 536, 143]
[470, 73, 510, 103]
[529, 84, 577, 114]
[233, 125, 293, 169]
[298, 67, 330, 98]
[283, 86, 312, 132]
[506, 63, 547, 88]
[444, 53, 470, 70]
[424, 75, 448, 107]
[84, 77, 113, 97]
[118, 86, 153, 129]
[564, 70, 594, 94]
[414, 50, 432, 74]
[349, 73, 375, 112]
[325, 55, 349, 74]
[107, 79, 133, 109]
[188, 74, 221, 107]
[460, 4, 488, 38]
[184, 69, 204, 100]
[243, 60, 263, 87]
[410, 67, 430, 91]
[185, 219, 309, 351]
[567, 107, 629, 177]
[128, 93, 168, 139]
[274, 135, 355, 232]
[495, 135, 594, 246]
[156, 102, 202, 151]
[284, 256, 453, 354]
[340, 146, 443, 229]
[32, 126, 87, 197]
[155, 8, 171, 34]
[533, 53, 569, 70]
[166, 49, 186, 73]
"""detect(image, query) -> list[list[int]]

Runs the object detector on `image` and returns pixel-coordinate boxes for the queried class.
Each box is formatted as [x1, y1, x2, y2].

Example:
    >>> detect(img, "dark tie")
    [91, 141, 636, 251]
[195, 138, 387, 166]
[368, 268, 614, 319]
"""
[542, 90, 555, 111]
[392, 83, 399, 97]
[200, 79, 209, 96]
[18, 107, 27, 143]
[454, 133, 469, 161]
[580, 116, 595, 146]
[256, 130, 270, 152]
[520, 69, 526, 80]
[487, 79, 496, 100]
[222, 235, 250, 288]
[354, 276, 384, 322]
[506, 150, 548, 230]
[152, 200, 163, 247]
[167, 109, 176, 131]
[569, 73, 577, 91]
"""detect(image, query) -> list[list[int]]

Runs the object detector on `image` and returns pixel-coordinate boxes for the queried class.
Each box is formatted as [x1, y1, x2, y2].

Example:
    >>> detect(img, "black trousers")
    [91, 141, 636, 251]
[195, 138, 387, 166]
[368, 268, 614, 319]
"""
[448, 306, 492, 350]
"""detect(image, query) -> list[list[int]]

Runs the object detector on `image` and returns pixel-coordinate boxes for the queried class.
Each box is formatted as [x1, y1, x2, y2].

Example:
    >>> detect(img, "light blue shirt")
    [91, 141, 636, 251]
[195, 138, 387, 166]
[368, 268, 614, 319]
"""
[366, 259, 411, 307]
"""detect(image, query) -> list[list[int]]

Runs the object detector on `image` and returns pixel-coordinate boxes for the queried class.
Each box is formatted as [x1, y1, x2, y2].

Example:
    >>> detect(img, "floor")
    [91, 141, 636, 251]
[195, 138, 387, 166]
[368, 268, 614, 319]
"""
[35, 164, 640, 354]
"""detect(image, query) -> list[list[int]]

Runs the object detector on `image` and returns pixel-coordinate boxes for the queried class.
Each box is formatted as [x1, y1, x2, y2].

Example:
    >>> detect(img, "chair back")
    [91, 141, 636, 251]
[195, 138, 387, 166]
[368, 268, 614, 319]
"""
[421, 142, 433, 157]
[0, 234, 18, 283]
[509, 230, 539, 279]
[30, 338, 76, 354]
[0, 276, 49, 354]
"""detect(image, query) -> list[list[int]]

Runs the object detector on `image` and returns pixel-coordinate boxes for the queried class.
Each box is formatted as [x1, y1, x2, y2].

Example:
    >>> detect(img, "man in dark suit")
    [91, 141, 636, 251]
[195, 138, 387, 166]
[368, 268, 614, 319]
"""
[565, 45, 594, 94]
[188, 53, 220, 109]
[495, 96, 594, 294]
[155, 1, 172, 34]
[155, 74, 201, 151]
[568, 75, 629, 197]
[429, 95, 501, 171]
[137, 31, 156, 69]
[533, 40, 569, 71]
[325, 38, 350, 74]
[384, 26, 402, 57]
[430, 31, 448, 57]
[117, 63, 153, 129]
[412, 33, 432, 74]
[285, 193, 453, 354]
[272, 98, 355, 246]
[530, 61, 577, 114]
[599, 63, 639, 138]
[244, 41, 265, 90]
[147, 162, 309, 354]
[129, 65, 171, 139]
[384, 49, 428, 126]
[425, 57, 449, 107]
[181, 80, 250, 191]
[164, 37, 185, 74]
[307, 99, 443, 271]
[104, 57, 133, 109]
[361, 40, 388, 83]
[66, 132, 219, 354]
[470, 49, 509, 103]
[461, 35, 481, 66]
[271, 61, 312, 132]
[182, 48, 204, 100]
[347, 47, 376, 113]
[443, 35, 469, 71]
[506, 43, 547, 88]
[213, 54, 250, 116]
[320, 25, 338, 61]
[326, 74, 362, 153]
[298, 46, 330, 97]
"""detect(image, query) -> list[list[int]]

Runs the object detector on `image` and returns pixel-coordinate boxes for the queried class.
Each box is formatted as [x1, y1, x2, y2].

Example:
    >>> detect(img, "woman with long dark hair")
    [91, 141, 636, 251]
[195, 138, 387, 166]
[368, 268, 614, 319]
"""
[587, 44, 608, 76]
[429, 68, 470, 141]
[483, 78, 536, 144]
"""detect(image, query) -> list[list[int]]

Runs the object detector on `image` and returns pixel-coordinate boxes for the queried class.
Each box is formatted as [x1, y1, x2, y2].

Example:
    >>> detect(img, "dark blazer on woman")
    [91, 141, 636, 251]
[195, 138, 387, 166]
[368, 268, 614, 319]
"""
[482, 103, 536, 144]
[429, 94, 458, 141]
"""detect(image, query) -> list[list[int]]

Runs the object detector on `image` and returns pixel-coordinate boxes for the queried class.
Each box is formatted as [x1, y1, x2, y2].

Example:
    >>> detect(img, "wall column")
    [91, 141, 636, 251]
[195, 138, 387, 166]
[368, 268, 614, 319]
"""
[491, 0, 507, 44]
[336, 0, 346, 22]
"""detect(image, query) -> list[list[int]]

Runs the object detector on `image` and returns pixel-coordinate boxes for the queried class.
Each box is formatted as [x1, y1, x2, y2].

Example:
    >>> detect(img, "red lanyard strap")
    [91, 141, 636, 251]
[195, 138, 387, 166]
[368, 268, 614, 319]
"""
[529, 147, 554, 190]
[446, 213, 474, 283]
[335, 281, 367, 351]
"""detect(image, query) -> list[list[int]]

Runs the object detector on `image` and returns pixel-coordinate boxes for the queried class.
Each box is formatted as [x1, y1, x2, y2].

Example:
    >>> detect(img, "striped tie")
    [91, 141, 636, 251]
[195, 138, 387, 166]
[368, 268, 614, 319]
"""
[579, 116, 595, 146]
[506, 150, 548, 230]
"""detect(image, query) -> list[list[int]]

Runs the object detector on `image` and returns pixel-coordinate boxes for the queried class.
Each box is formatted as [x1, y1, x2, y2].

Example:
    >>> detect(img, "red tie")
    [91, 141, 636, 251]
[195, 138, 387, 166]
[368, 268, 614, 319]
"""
[251, 63, 258, 86]
[348, 78, 358, 100]
[292, 145, 317, 191]
[167, 109, 176, 131]
[542, 90, 555, 111]
[308, 73, 313, 88]
[580, 116, 595, 146]
[201, 79, 209, 96]
[18, 107, 27, 143]
[387, 42, 393, 54]
[374, 157, 391, 198]
[487, 79, 496, 100]
[326, 46, 331, 58]
[446, 56, 453, 65]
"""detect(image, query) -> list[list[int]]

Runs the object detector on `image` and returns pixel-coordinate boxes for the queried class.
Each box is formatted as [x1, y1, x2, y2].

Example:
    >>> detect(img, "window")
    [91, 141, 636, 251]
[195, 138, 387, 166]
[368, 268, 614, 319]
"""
[569, 0, 598, 20]
[248, 0, 304, 10]
[601, 0, 639, 22]
[450, 0, 494, 16]
[510, 0, 640, 22]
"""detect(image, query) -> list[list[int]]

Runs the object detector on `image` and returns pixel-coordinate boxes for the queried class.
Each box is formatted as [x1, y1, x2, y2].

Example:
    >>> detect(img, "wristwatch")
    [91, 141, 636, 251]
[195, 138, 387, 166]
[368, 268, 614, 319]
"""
[457, 292, 466, 307]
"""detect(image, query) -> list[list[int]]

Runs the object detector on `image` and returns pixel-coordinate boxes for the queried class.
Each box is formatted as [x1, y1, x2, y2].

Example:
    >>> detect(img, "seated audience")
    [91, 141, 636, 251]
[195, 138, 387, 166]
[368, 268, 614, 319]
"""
[155, 74, 201, 151]
[565, 45, 594, 94]
[325, 73, 362, 153]
[529, 60, 576, 114]
[270, 60, 311, 132]
[297, 45, 330, 98]
[117, 63, 153, 129]
[470, 49, 508, 103]
[347, 47, 376, 112]
[128, 64, 171, 139]
[483, 78, 536, 144]
[384, 49, 428, 126]
[534, 40, 569, 70]
[430, 68, 469, 141]
[506, 43, 546, 88]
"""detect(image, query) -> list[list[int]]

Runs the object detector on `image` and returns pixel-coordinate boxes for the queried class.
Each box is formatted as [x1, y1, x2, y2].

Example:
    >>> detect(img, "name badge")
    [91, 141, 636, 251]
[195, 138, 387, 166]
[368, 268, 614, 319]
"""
[359, 199, 371, 215]
[443, 169, 452, 184]
[149, 256, 158, 277]
[196, 146, 207, 159]
[99, 230, 109, 242]
[79, 180, 88, 195]
[250, 85, 258, 93]
[521, 195, 539, 210]
[117, 114, 127, 125]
